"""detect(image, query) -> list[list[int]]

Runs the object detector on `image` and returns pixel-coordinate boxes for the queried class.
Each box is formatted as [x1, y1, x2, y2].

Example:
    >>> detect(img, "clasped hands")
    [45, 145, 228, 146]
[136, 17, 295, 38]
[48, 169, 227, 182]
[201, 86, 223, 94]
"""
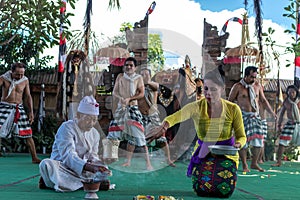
[120, 97, 131, 106]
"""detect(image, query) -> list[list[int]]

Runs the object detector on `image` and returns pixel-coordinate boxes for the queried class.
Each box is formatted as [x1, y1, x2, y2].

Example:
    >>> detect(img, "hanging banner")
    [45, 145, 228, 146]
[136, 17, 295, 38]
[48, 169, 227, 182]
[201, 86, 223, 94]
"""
[295, 5, 300, 81]
[219, 17, 243, 36]
[58, 0, 67, 80]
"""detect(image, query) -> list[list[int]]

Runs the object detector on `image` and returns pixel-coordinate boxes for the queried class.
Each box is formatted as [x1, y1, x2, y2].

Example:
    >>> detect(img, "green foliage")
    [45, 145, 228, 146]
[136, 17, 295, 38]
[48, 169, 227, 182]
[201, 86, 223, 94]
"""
[120, 22, 133, 32]
[262, 0, 300, 70]
[31, 115, 59, 153]
[0, 0, 77, 69]
[282, 0, 300, 63]
[0, 115, 59, 154]
[284, 145, 298, 161]
[1, 137, 27, 154]
[262, 27, 281, 68]
[148, 34, 165, 73]
[264, 131, 277, 161]
[108, 22, 134, 46]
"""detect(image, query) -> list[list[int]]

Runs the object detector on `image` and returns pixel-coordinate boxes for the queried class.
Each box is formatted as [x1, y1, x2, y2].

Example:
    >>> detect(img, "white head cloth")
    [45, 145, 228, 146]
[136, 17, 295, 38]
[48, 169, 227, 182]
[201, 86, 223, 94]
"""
[77, 96, 99, 116]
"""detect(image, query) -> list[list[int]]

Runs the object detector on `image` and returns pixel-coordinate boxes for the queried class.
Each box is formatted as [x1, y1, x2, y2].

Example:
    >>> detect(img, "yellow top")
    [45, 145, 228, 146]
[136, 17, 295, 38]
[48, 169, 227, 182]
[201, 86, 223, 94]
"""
[164, 98, 246, 165]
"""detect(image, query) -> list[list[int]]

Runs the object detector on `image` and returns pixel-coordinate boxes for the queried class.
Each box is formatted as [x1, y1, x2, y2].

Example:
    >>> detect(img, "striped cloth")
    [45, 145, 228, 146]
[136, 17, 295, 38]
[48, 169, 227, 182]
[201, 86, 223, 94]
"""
[219, 17, 243, 36]
[279, 120, 295, 146]
[107, 105, 146, 146]
[0, 102, 32, 138]
[145, 1, 156, 18]
[242, 111, 264, 147]
[261, 119, 268, 139]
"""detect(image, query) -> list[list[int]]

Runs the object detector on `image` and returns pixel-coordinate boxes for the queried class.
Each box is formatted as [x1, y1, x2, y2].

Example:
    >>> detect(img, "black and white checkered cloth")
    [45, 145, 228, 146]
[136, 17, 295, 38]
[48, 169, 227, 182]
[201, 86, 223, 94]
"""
[108, 105, 146, 146]
[242, 111, 264, 147]
[0, 102, 32, 138]
[279, 120, 295, 146]
[261, 119, 268, 139]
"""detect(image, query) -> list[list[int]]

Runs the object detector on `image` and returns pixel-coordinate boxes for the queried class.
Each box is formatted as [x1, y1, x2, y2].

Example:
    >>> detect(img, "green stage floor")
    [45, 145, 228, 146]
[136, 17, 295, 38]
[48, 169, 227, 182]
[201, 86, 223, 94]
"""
[0, 153, 300, 200]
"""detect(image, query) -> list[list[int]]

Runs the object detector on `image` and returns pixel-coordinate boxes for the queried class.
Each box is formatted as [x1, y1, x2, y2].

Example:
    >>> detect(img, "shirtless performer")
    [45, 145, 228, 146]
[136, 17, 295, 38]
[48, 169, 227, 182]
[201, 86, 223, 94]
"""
[272, 85, 300, 167]
[107, 57, 153, 170]
[0, 62, 41, 163]
[228, 66, 276, 172]
[138, 67, 175, 167]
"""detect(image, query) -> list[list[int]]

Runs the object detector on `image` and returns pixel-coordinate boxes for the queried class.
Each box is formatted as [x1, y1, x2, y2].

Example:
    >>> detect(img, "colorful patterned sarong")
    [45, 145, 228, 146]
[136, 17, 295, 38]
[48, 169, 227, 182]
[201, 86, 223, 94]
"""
[192, 153, 237, 198]
[108, 105, 146, 146]
[187, 138, 235, 177]
[0, 102, 32, 138]
[242, 111, 264, 147]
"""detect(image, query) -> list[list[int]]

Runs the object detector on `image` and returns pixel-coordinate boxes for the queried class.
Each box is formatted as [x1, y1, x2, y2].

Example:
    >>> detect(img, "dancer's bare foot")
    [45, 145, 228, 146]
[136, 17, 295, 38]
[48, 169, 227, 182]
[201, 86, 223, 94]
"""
[258, 160, 264, 164]
[104, 158, 118, 164]
[147, 165, 154, 171]
[251, 164, 265, 172]
[242, 163, 250, 172]
[243, 168, 250, 172]
[121, 162, 131, 167]
[32, 158, 41, 164]
[271, 162, 281, 167]
[168, 160, 176, 167]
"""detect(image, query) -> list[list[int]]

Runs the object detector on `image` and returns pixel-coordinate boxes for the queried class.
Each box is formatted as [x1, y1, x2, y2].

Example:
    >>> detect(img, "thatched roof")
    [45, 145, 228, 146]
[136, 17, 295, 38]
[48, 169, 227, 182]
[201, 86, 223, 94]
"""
[28, 71, 58, 85]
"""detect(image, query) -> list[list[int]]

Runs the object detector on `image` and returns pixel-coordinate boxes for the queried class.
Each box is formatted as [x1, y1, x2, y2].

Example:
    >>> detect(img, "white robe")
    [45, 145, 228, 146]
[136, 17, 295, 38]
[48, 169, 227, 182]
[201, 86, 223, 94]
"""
[39, 120, 108, 192]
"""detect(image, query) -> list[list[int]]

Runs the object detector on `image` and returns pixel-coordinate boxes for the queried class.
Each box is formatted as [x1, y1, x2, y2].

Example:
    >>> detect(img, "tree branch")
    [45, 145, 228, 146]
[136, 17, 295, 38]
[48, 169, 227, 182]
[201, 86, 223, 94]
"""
[0, 34, 17, 46]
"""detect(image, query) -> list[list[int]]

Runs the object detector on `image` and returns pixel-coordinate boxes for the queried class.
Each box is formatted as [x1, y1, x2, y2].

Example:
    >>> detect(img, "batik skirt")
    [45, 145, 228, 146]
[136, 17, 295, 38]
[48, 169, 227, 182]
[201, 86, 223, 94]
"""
[191, 154, 237, 198]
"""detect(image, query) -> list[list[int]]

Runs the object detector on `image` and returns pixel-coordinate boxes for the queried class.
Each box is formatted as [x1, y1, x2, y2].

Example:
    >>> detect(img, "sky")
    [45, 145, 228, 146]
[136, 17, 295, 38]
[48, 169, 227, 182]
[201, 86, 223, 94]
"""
[45, 0, 296, 80]
[196, 0, 292, 27]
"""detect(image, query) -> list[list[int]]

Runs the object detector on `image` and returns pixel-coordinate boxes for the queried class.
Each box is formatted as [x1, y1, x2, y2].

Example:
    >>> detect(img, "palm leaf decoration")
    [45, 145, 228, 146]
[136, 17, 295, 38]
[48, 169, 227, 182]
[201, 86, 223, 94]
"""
[108, 0, 121, 10]
[253, 0, 263, 61]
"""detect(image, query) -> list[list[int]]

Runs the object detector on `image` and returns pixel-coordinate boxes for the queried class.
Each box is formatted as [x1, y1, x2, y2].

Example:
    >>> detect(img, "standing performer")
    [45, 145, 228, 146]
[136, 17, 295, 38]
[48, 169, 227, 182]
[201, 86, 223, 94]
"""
[107, 57, 153, 170]
[272, 85, 300, 167]
[228, 66, 277, 172]
[138, 66, 175, 167]
[0, 62, 41, 163]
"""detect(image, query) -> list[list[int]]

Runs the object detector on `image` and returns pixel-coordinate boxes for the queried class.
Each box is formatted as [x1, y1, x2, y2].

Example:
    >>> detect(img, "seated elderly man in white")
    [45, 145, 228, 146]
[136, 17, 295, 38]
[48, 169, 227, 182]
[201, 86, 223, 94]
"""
[39, 96, 111, 192]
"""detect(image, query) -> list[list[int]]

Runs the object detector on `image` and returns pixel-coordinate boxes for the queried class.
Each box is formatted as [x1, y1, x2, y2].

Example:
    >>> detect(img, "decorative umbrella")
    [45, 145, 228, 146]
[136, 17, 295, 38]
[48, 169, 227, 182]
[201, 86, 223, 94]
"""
[96, 46, 130, 58]
[223, 45, 259, 64]
[225, 45, 258, 57]
[95, 46, 130, 66]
